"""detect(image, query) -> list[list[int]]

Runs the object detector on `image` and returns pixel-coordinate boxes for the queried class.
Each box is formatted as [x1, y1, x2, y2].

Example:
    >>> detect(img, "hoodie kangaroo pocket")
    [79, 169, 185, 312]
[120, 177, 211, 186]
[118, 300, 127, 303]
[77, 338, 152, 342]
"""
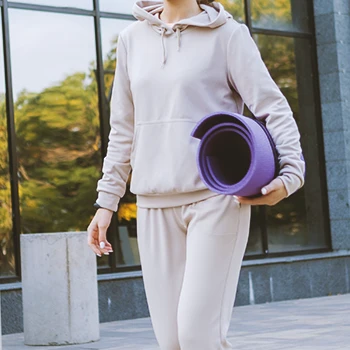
[130, 119, 207, 195]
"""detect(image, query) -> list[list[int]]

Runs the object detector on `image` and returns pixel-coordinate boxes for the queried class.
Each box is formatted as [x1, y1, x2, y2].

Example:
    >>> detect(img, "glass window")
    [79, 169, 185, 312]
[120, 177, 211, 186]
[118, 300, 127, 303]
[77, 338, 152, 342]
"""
[254, 34, 328, 252]
[99, 0, 135, 14]
[101, 18, 140, 267]
[245, 206, 264, 255]
[251, 0, 310, 33]
[9, 10, 102, 245]
[11, 0, 93, 10]
[0, 16, 15, 277]
[219, 0, 245, 23]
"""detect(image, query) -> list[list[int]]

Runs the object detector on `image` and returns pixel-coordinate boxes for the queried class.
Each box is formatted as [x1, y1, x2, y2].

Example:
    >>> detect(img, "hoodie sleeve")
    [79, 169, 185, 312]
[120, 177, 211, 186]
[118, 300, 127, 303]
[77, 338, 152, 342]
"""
[227, 23, 305, 197]
[95, 33, 134, 212]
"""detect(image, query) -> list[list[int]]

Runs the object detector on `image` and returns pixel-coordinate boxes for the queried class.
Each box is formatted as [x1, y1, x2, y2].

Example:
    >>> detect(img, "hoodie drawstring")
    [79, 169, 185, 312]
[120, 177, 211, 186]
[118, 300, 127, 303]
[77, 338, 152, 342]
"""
[160, 27, 167, 66]
[176, 27, 181, 51]
[160, 26, 182, 67]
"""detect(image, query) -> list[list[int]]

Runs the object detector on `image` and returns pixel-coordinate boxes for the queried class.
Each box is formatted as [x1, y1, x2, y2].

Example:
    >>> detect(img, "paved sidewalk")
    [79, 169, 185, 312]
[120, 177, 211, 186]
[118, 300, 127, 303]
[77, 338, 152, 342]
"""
[3, 293, 350, 350]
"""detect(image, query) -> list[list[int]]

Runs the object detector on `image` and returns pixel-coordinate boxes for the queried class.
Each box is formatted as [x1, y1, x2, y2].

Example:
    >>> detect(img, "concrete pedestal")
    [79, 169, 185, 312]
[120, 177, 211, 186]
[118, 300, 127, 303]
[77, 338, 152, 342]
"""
[20, 232, 100, 345]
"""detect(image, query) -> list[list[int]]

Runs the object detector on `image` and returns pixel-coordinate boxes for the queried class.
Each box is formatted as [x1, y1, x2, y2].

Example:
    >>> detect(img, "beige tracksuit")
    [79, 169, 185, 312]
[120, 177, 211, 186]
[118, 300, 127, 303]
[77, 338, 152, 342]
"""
[137, 194, 251, 349]
[94, 1, 305, 348]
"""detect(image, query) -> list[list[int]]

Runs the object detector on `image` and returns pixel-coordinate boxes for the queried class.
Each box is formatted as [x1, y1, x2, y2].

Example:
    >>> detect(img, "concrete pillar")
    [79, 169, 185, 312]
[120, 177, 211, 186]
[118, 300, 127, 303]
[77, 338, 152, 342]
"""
[313, 0, 350, 249]
[20, 232, 100, 345]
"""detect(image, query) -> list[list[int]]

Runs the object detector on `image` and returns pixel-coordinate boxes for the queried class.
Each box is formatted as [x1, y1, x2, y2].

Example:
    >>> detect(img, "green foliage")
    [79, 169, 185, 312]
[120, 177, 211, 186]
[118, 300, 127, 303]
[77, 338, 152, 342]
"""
[14, 68, 102, 233]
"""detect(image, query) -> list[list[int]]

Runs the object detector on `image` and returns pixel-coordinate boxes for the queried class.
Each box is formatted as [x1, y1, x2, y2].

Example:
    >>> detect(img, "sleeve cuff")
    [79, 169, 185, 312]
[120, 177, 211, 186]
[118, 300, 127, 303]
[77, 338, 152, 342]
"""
[277, 173, 303, 198]
[95, 191, 121, 212]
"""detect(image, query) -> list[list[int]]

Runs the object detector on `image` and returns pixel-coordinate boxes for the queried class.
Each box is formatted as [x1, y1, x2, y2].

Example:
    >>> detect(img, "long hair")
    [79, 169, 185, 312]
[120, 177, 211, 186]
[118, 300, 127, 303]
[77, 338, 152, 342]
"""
[197, 0, 215, 7]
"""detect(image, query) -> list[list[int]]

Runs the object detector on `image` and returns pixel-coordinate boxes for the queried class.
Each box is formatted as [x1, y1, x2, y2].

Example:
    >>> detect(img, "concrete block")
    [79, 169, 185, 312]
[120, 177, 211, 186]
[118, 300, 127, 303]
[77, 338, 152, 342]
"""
[334, 0, 350, 14]
[313, 0, 334, 16]
[0, 289, 23, 335]
[316, 42, 350, 75]
[314, 0, 350, 16]
[323, 131, 346, 161]
[337, 43, 350, 71]
[326, 160, 349, 190]
[314, 14, 336, 45]
[318, 72, 341, 104]
[335, 13, 350, 44]
[317, 43, 339, 75]
[342, 100, 350, 132]
[340, 71, 350, 101]
[234, 268, 250, 307]
[98, 278, 149, 322]
[307, 257, 349, 296]
[330, 219, 350, 249]
[20, 231, 100, 346]
[267, 263, 312, 301]
[327, 189, 350, 220]
[320, 101, 344, 132]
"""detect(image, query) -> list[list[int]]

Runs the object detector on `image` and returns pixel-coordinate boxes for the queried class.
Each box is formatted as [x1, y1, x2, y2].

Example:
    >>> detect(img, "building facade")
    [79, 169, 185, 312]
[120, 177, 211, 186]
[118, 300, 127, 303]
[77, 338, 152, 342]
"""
[0, 0, 349, 335]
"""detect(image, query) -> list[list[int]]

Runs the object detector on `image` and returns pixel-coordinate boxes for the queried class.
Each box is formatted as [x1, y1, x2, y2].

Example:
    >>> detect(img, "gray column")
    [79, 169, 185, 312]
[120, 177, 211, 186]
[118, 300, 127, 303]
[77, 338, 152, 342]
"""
[20, 232, 100, 345]
[313, 0, 350, 249]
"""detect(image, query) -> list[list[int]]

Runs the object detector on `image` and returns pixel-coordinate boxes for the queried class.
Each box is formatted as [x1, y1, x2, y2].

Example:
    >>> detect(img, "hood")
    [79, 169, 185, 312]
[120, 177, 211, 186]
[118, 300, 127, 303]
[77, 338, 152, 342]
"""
[132, 0, 232, 66]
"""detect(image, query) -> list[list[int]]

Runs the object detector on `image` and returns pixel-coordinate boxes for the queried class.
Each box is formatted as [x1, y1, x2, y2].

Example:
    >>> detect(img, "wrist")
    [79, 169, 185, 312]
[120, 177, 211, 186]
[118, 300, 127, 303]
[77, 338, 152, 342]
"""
[93, 202, 114, 213]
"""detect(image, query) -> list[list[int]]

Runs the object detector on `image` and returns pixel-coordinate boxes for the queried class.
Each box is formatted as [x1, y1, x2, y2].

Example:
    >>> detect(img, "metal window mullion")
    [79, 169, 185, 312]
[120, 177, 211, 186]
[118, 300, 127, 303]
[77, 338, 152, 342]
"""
[1, 0, 21, 279]
[251, 27, 312, 39]
[244, 0, 252, 31]
[7, 1, 94, 16]
[7, 2, 136, 21]
[243, 0, 269, 257]
[93, 0, 108, 154]
[306, 0, 332, 249]
[99, 11, 135, 21]
[93, 0, 120, 272]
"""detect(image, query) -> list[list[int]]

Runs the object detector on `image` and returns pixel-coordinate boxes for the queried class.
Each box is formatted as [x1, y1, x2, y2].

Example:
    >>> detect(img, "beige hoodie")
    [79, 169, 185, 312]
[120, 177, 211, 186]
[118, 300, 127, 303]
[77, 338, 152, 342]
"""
[95, 0, 305, 211]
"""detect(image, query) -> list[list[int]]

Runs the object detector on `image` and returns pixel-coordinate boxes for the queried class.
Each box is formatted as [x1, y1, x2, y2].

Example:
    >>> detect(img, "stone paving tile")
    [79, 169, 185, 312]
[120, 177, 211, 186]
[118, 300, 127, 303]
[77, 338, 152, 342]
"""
[2, 293, 350, 350]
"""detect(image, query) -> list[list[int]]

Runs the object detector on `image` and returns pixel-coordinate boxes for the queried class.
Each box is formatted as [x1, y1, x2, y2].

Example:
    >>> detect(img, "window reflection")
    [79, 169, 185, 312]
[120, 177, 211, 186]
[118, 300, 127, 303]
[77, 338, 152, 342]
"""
[99, 0, 135, 14]
[253, 34, 298, 116]
[12, 0, 93, 9]
[219, 0, 244, 23]
[267, 188, 310, 252]
[245, 206, 263, 255]
[10, 10, 101, 240]
[255, 33, 327, 252]
[101, 18, 140, 267]
[251, 0, 310, 33]
[0, 17, 15, 277]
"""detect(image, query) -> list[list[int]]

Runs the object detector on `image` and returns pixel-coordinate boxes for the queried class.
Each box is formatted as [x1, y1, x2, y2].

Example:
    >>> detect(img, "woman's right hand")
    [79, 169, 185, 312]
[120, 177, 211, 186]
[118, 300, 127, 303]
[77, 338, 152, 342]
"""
[87, 208, 114, 257]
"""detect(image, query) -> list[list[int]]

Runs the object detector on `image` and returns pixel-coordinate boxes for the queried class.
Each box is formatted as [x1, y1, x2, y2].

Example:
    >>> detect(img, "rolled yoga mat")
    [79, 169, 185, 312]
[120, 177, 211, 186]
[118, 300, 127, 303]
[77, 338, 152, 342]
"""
[191, 111, 281, 197]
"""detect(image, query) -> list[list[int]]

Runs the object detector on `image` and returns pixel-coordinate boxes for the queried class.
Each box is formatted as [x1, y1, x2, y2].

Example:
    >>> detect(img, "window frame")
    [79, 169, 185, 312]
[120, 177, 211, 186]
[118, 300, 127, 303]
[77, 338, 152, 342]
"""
[0, 0, 331, 284]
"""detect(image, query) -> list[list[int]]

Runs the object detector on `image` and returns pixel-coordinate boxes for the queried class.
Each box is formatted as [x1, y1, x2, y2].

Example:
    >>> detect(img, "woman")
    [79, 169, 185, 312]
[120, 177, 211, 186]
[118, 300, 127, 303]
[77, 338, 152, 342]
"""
[87, 0, 305, 349]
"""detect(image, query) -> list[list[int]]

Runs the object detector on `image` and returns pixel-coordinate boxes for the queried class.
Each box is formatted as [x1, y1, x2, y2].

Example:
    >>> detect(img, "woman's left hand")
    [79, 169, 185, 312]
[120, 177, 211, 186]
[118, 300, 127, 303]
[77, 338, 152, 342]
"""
[236, 178, 288, 206]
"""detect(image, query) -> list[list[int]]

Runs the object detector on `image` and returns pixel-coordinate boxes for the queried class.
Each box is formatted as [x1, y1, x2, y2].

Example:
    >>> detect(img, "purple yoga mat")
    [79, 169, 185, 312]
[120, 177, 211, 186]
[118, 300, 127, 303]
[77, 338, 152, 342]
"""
[191, 111, 280, 197]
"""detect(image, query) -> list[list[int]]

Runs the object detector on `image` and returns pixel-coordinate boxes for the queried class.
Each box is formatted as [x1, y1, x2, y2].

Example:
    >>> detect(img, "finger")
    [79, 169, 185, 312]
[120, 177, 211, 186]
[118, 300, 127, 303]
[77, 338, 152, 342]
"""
[94, 239, 105, 256]
[98, 224, 113, 254]
[87, 223, 104, 257]
[99, 240, 114, 254]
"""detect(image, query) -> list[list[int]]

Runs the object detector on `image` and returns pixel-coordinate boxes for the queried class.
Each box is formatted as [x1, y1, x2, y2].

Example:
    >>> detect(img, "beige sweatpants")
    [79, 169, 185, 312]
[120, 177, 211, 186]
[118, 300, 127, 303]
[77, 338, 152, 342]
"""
[136, 193, 251, 350]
